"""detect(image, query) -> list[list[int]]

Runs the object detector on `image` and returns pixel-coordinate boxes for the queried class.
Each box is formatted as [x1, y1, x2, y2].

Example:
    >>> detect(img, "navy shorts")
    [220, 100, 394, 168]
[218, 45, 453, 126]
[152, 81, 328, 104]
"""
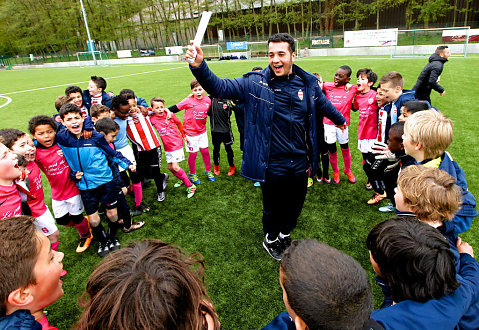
[80, 181, 118, 215]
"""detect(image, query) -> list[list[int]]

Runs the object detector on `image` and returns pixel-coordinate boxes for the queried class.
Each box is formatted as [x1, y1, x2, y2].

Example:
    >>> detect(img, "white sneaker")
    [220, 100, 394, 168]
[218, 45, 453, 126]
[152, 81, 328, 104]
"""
[157, 191, 165, 202]
[379, 203, 396, 213]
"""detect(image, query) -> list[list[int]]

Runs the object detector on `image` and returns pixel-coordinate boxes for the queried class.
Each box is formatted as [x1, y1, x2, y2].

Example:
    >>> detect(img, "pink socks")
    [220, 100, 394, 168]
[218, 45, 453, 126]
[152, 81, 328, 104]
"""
[341, 147, 352, 173]
[200, 148, 212, 172]
[329, 151, 339, 173]
[188, 152, 198, 174]
[75, 217, 91, 237]
[132, 183, 143, 207]
[171, 168, 193, 187]
[51, 241, 59, 251]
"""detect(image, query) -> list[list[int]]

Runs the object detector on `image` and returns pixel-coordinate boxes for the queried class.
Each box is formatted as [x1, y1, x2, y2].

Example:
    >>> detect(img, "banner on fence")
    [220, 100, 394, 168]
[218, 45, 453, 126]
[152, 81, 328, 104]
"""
[117, 50, 132, 58]
[442, 29, 479, 42]
[344, 28, 398, 47]
[165, 46, 183, 55]
[226, 41, 248, 51]
[311, 37, 331, 48]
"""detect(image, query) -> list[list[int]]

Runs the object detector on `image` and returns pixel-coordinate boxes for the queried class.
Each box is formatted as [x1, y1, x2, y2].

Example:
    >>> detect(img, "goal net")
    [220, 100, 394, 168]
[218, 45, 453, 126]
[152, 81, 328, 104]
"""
[76, 51, 109, 66]
[247, 40, 300, 58]
[390, 27, 471, 58]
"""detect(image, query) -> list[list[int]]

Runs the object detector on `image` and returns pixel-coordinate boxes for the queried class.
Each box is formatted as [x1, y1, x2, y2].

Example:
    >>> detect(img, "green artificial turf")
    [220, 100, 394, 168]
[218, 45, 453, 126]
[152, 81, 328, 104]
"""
[0, 56, 478, 329]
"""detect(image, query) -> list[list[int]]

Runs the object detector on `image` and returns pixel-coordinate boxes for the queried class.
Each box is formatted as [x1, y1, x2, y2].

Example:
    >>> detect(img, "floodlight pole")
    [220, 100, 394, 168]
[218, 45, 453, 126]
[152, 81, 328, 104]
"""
[79, 0, 97, 65]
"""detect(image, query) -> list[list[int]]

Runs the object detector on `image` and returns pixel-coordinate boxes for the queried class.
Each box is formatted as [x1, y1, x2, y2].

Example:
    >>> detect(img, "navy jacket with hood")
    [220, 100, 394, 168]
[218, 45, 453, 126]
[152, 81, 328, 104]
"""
[0, 310, 42, 330]
[412, 53, 447, 98]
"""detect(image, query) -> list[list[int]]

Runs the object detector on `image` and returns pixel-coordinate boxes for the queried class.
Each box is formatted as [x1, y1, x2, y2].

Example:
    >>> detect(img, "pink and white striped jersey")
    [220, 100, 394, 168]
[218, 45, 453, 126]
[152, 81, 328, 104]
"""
[126, 113, 161, 151]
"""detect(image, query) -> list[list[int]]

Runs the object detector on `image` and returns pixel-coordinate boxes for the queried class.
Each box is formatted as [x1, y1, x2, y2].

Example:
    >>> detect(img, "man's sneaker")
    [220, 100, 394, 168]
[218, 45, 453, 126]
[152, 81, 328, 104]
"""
[97, 241, 109, 258]
[136, 202, 150, 213]
[122, 221, 145, 233]
[157, 191, 165, 202]
[279, 234, 292, 251]
[174, 181, 184, 188]
[366, 182, 373, 190]
[367, 192, 386, 205]
[332, 171, 340, 184]
[186, 184, 197, 198]
[205, 170, 216, 182]
[323, 177, 331, 184]
[254, 182, 261, 187]
[379, 203, 396, 213]
[188, 173, 201, 185]
[76, 233, 92, 253]
[162, 173, 169, 190]
[214, 165, 221, 175]
[130, 208, 143, 217]
[228, 165, 236, 176]
[344, 170, 356, 183]
[109, 237, 121, 251]
[315, 176, 323, 183]
[307, 177, 313, 187]
[263, 236, 285, 261]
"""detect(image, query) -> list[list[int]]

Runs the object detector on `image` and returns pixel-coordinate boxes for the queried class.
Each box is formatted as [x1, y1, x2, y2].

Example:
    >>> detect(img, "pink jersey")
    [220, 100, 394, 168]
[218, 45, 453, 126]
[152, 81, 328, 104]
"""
[35, 144, 80, 201]
[150, 113, 185, 152]
[0, 183, 21, 220]
[176, 96, 211, 137]
[353, 90, 378, 140]
[26, 161, 47, 217]
[126, 114, 161, 151]
[322, 82, 358, 126]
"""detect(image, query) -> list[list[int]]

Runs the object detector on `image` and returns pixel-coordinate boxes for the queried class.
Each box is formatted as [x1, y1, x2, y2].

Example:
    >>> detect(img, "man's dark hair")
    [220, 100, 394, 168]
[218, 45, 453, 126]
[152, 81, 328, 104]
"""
[281, 239, 372, 329]
[95, 117, 120, 135]
[252, 66, 262, 71]
[65, 85, 82, 96]
[403, 101, 429, 114]
[59, 103, 82, 119]
[90, 76, 107, 91]
[110, 95, 130, 111]
[389, 121, 405, 138]
[119, 89, 136, 100]
[356, 68, 378, 85]
[366, 217, 459, 303]
[28, 115, 57, 135]
[0, 128, 26, 149]
[339, 65, 352, 77]
[268, 33, 295, 53]
[435, 45, 449, 55]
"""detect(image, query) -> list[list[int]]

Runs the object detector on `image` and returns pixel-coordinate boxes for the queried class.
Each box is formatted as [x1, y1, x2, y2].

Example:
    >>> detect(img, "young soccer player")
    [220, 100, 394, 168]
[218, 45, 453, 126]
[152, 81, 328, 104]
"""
[55, 103, 134, 257]
[403, 110, 478, 234]
[368, 217, 479, 329]
[169, 79, 215, 184]
[0, 142, 22, 220]
[28, 115, 92, 253]
[89, 103, 111, 123]
[82, 76, 112, 109]
[150, 97, 196, 198]
[264, 239, 382, 330]
[119, 88, 149, 108]
[0, 129, 60, 250]
[0, 216, 64, 329]
[76, 239, 220, 329]
[398, 100, 429, 121]
[322, 65, 358, 184]
[208, 98, 236, 176]
[65, 85, 89, 118]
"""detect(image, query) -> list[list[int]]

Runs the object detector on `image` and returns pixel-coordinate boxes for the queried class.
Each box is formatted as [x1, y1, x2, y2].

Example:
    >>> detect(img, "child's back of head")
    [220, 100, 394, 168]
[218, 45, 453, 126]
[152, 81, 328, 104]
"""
[54, 95, 70, 112]
[76, 239, 220, 330]
[90, 104, 111, 120]
[367, 217, 459, 303]
[280, 239, 372, 329]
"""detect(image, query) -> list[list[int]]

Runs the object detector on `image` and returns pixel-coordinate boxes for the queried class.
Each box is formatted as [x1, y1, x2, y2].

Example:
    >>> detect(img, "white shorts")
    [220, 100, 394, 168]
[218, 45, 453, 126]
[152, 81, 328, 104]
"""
[34, 207, 58, 236]
[51, 194, 84, 218]
[324, 124, 349, 145]
[358, 139, 376, 153]
[117, 145, 136, 172]
[185, 132, 209, 153]
[165, 148, 185, 163]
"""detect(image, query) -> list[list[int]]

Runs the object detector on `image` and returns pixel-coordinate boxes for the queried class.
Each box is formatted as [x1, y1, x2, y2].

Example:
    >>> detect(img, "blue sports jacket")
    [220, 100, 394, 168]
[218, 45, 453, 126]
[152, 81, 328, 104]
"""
[0, 310, 41, 330]
[55, 129, 131, 190]
[82, 90, 112, 109]
[190, 61, 345, 182]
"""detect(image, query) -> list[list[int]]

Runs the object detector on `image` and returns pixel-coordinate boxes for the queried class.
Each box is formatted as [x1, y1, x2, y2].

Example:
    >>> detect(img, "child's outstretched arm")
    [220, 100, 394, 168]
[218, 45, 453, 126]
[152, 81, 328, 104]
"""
[94, 132, 132, 170]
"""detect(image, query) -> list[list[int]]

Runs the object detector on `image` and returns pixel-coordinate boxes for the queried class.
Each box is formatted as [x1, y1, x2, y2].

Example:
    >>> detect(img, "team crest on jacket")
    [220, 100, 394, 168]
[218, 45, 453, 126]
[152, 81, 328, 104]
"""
[368, 98, 374, 105]
[298, 89, 304, 101]
[223, 103, 228, 109]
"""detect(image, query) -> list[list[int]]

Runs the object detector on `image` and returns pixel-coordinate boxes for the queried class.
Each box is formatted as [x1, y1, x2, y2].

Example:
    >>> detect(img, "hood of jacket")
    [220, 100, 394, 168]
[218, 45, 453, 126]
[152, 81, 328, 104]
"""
[429, 53, 447, 63]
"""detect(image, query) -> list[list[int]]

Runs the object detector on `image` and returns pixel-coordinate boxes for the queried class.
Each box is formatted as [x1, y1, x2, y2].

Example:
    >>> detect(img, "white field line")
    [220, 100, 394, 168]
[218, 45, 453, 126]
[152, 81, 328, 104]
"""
[0, 95, 12, 109]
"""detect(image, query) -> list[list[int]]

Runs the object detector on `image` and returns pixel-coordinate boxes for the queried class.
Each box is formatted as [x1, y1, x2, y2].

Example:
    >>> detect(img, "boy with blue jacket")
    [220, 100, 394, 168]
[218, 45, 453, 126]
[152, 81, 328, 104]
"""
[56, 103, 134, 257]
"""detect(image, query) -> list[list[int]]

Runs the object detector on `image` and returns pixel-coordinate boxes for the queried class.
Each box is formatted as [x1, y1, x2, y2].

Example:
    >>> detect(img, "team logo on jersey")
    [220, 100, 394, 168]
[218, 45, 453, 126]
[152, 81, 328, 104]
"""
[223, 103, 228, 109]
[298, 89, 304, 101]
[368, 98, 374, 105]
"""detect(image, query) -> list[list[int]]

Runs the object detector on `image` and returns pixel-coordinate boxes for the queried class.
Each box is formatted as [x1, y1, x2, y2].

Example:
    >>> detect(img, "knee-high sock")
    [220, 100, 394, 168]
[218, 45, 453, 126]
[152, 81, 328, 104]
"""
[188, 152, 198, 174]
[107, 220, 118, 239]
[200, 148, 212, 172]
[132, 182, 143, 207]
[171, 168, 192, 187]
[91, 223, 108, 244]
[51, 241, 59, 251]
[329, 151, 339, 173]
[321, 152, 330, 178]
[74, 217, 90, 237]
[341, 147, 352, 173]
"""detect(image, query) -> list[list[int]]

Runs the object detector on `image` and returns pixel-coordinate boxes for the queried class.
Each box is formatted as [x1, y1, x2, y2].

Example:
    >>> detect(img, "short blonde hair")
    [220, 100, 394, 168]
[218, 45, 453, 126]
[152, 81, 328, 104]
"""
[397, 165, 461, 222]
[404, 110, 453, 159]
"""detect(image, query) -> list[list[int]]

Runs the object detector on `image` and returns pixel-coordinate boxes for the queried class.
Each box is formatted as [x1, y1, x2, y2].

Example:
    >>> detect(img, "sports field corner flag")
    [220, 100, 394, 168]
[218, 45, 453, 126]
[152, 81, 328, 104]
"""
[187, 11, 213, 63]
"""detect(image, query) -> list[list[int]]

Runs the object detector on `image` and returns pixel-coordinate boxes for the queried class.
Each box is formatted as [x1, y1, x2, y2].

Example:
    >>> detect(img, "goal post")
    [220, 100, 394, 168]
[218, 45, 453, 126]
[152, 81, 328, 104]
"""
[391, 26, 471, 58]
[76, 51, 109, 66]
[247, 40, 300, 58]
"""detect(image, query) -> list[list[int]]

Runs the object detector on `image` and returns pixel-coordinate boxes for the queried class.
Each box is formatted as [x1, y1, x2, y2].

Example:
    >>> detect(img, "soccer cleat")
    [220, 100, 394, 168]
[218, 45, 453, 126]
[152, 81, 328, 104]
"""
[379, 203, 396, 213]
[109, 237, 121, 251]
[122, 221, 145, 233]
[367, 192, 387, 205]
[97, 241, 110, 258]
[186, 184, 197, 198]
[323, 177, 331, 184]
[254, 182, 261, 187]
[136, 202, 150, 213]
[157, 192, 165, 202]
[366, 182, 373, 190]
[130, 209, 143, 217]
[188, 173, 201, 185]
[279, 234, 292, 251]
[205, 170, 216, 182]
[307, 177, 313, 187]
[214, 165, 221, 175]
[344, 170, 356, 183]
[315, 176, 323, 183]
[228, 165, 236, 176]
[332, 171, 340, 184]
[263, 236, 285, 261]
[162, 173, 169, 190]
[76, 233, 92, 253]
[174, 181, 184, 188]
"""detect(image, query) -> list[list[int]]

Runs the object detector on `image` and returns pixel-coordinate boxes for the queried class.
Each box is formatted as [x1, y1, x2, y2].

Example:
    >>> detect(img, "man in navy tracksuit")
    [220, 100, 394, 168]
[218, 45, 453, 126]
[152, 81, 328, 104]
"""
[187, 33, 345, 260]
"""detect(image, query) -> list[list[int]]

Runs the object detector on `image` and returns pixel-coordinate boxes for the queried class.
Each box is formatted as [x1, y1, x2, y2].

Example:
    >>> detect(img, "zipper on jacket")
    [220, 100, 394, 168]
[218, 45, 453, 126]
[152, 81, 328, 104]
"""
[77, 146, 88, 189]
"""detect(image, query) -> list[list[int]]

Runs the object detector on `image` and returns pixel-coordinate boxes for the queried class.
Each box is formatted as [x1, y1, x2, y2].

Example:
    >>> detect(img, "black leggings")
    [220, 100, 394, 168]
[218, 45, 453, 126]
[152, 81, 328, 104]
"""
[213, 142, 235, 167]
[327, 142, 349, 154]
[56, 213, 84, 226]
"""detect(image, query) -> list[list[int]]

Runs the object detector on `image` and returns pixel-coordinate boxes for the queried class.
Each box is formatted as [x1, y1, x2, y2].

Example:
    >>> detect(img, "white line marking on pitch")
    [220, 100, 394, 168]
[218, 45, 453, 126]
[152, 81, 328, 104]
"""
[0, 66, 187, 96]
[0, 95, 12, 109]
